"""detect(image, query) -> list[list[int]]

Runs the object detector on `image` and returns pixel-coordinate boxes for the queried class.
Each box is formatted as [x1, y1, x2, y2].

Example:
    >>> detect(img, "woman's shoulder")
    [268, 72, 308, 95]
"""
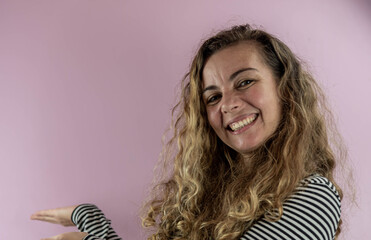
[280, 174, 341, 238]
[296, 174, 341, 205]
[240, 175, 341, 240]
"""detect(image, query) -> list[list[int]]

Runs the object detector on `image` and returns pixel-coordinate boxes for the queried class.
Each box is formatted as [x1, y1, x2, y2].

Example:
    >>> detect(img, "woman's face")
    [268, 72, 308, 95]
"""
[202, 42, 281, 155]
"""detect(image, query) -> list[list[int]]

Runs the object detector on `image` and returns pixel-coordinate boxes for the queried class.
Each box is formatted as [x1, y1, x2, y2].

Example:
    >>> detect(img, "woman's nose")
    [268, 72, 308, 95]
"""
[221, 94, 241, 113]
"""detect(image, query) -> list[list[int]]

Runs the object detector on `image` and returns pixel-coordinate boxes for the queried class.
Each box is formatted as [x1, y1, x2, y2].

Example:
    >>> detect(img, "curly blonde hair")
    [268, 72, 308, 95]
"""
[142, 24, 345, 239]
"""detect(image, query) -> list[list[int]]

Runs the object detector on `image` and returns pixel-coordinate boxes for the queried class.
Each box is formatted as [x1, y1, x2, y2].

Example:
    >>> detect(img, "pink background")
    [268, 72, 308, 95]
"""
[1, 0, 370, 239]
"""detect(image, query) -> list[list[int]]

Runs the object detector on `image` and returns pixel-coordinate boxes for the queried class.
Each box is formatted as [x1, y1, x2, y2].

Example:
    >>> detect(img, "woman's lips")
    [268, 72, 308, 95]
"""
[227, 114, 258, 134]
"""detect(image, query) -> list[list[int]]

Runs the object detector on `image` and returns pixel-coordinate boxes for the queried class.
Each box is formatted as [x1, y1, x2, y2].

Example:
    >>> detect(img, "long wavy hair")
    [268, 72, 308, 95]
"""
[142, 24, 345, 239]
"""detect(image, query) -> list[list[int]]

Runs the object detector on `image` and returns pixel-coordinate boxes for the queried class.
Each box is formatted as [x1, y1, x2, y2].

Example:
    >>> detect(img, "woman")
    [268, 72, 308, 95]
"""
[31, 24, 344, 240]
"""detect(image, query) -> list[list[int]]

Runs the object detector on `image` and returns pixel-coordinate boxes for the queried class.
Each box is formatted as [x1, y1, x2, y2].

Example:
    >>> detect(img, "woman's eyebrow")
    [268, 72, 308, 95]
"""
[229, 67, 258, 81]
[202, 68, 258, 94]
[202, 85, 218, 94]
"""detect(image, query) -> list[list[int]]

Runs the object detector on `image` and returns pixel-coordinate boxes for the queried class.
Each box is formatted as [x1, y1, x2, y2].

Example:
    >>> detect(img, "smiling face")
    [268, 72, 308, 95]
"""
[202, 42, 282, 156]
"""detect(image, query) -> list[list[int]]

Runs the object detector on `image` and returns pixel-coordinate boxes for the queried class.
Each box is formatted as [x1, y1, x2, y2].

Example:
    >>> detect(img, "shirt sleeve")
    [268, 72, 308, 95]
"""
[240, 175, 341, 240]
[71, 204, 122, 240]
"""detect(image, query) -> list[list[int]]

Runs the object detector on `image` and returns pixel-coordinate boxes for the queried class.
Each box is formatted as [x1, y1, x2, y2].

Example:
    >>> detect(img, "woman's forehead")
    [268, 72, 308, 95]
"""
[202, 43, 264, 83]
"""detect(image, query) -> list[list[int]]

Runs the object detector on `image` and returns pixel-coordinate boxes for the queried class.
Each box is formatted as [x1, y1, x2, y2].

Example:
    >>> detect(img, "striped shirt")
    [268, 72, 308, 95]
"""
[72, 204, 122, 240]
[240, 175, 341, 239]
[72, 175, 340, 240]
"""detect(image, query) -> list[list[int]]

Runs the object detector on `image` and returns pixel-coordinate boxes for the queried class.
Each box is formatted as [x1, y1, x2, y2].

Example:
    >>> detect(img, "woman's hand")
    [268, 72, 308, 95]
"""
[31, 205, 88, 240]
[31, 205, 78, 226]
[39, 232, 88, 240]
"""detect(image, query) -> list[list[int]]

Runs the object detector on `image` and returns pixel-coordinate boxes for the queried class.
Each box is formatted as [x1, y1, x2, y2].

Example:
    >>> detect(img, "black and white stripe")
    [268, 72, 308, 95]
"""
[72, 204, 122, 240]
[72, 175, 340, 240]
[240, 175, 341, 240]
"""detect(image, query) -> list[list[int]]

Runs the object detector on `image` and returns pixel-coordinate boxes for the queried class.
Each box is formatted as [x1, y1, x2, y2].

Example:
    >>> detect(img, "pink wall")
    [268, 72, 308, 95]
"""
[0, 0, 370, 239]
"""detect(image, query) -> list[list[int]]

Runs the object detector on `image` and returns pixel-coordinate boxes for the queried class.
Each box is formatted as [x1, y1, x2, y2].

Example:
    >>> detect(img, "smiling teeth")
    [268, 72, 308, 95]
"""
[229, 115, 257, 131]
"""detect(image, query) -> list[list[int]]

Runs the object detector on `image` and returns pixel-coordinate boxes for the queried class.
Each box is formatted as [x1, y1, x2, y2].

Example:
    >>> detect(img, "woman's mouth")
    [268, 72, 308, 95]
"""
[228, 114, 258, 132]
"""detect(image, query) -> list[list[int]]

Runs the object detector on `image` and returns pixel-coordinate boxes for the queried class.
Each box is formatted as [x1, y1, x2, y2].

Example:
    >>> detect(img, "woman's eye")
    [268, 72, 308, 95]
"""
[238, 80, 253, 88]
[207, 95, 220, 104]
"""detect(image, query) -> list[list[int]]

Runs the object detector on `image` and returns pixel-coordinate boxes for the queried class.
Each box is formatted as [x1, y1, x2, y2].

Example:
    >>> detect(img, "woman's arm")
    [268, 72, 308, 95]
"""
[72, 204, 122, 240]
[31, 204, 122, 240]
